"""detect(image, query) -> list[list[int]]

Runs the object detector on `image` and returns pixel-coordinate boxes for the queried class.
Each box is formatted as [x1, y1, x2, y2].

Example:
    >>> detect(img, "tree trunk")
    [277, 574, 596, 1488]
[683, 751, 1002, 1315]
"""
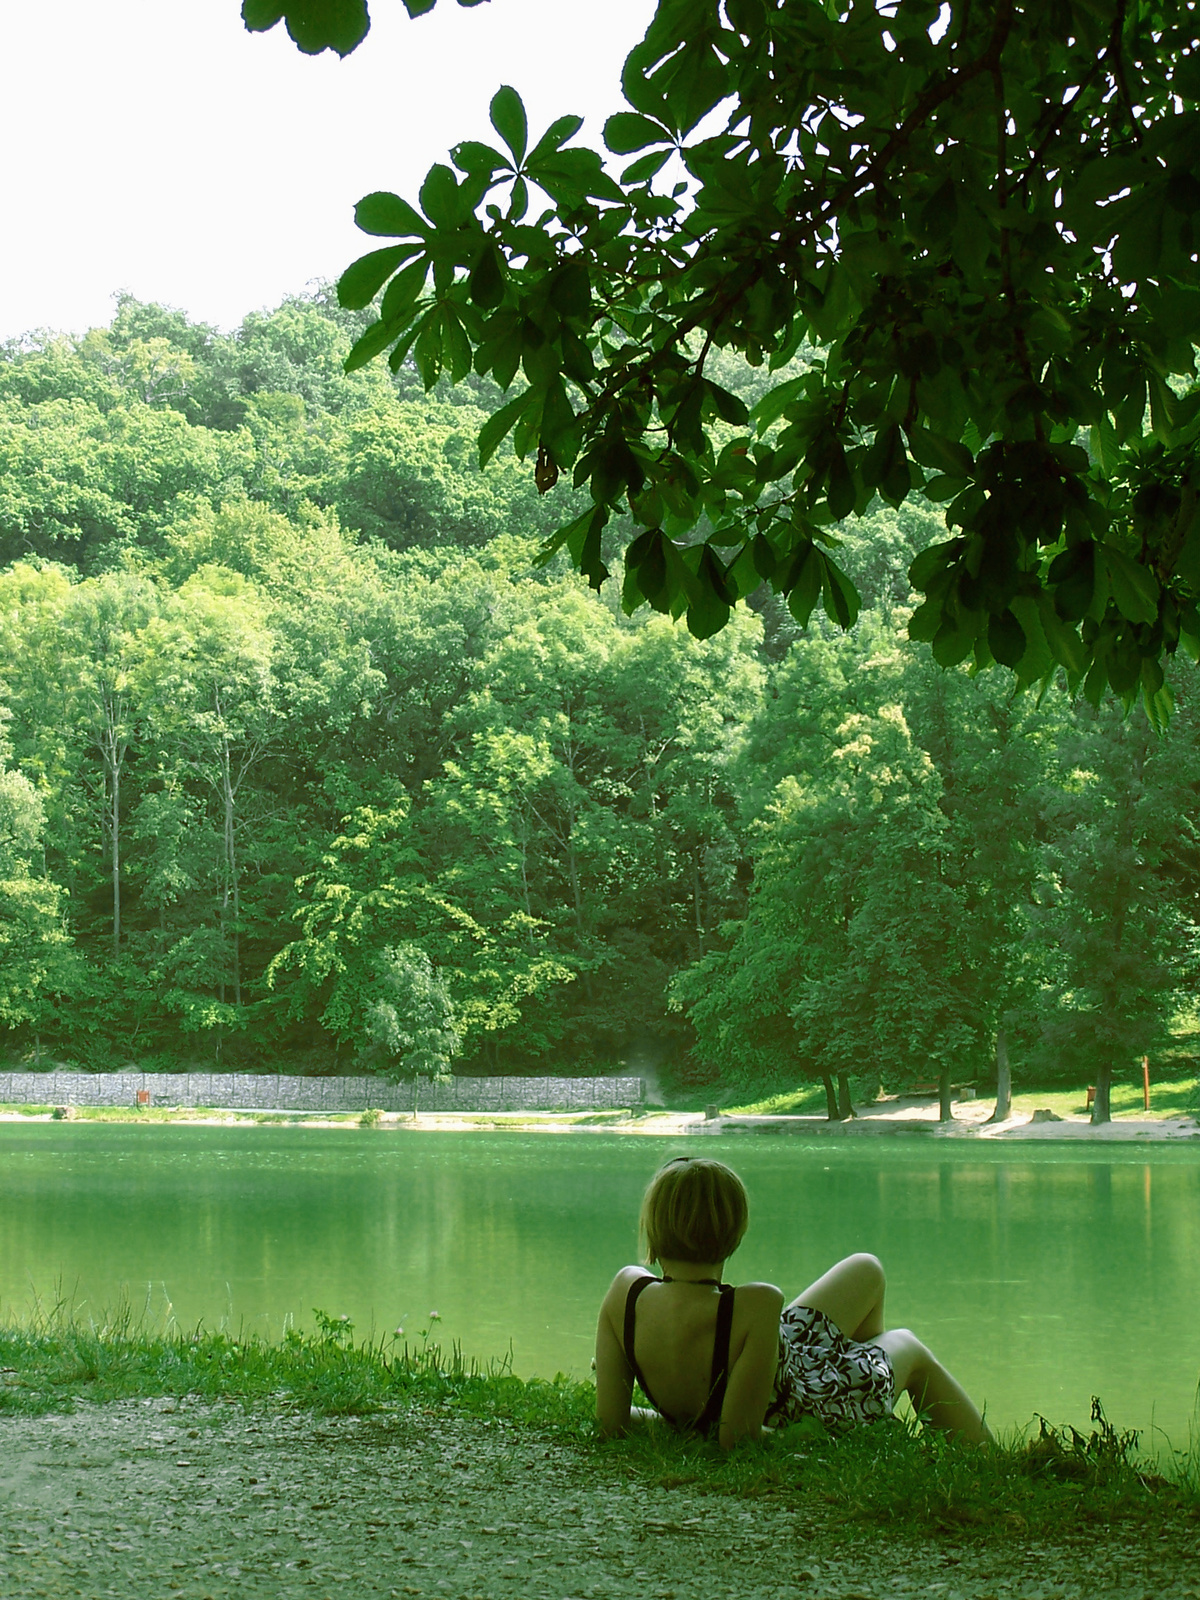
[1091, 1060, 1113, 1125]
[110, 742, 121, 957]
[821, 1074, 841, 1120]
[837, 1071, 856, 1120]
[96, 689, 128, 961]
[693, 852, 705, 957]
[988, 1028, 1011, 1123]
[518, 830, 536, 950]
[222, 738, 241, 1008]
[938, 1066, 953, 1123]
[566, 830, 582, 928]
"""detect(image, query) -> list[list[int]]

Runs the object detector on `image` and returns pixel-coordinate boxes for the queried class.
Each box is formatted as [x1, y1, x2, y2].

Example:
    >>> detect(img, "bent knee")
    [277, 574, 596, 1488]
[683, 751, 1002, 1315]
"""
[845, 1251, 885, 1295]
[880, 1327, 932, 1372]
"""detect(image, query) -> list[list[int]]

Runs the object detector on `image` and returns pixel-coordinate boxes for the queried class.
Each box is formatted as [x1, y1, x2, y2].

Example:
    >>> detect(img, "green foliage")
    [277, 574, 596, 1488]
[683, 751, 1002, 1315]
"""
[1026, 702, 1200, 1101]
[0, 721, 73, 1031]
[241, 0, 491, 58]
[671, 618, 1200, 1099]
[365, 942, 461, 1081]
[5, 286, 1200, 1090]
[325, 0, 1200, 715]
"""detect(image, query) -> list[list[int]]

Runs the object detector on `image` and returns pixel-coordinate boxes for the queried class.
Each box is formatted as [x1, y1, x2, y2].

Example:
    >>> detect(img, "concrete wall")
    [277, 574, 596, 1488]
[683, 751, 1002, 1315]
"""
[0, 1071, 644, 1113]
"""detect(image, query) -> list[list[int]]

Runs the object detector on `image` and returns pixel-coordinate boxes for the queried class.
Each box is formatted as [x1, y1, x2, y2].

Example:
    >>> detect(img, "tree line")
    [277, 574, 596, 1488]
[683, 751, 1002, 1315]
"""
[1, 294, 1198, 1116]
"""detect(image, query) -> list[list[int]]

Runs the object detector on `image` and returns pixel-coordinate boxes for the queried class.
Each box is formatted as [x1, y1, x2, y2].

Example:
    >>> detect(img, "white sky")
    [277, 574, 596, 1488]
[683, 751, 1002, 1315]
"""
[1, 0, 655, 341]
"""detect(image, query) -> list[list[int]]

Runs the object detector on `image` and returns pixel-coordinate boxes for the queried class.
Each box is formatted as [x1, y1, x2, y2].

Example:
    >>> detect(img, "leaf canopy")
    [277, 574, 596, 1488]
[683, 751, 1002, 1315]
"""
[267, 0, 1200, 712]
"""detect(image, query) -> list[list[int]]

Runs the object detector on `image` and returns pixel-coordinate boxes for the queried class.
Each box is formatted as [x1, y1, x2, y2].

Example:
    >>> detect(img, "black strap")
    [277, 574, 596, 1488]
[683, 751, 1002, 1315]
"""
[623, 1275, 664, 1416]
[623, 1275, 735, 1435]
[694, 1285, 735, 1434]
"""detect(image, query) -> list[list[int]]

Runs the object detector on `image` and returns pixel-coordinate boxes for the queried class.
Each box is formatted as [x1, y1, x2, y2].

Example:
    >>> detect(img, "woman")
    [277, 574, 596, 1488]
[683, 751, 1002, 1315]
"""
[595, 1155, 990, 1448]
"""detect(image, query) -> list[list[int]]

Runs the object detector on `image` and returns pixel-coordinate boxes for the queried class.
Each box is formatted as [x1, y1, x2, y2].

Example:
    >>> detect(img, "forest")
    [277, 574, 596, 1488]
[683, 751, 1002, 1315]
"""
[2, 291, 1198, 1111]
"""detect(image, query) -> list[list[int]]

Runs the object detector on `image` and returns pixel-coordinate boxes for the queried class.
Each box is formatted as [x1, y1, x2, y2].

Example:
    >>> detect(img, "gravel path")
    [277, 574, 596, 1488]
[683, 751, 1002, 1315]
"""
[2, 1400, 1198, 1600]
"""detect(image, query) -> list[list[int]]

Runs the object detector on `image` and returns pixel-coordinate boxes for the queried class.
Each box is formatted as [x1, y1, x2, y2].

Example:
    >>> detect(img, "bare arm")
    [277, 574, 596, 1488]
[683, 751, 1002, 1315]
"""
[717, 1284, 783, 1451]
[594, 1270, 640, 1438]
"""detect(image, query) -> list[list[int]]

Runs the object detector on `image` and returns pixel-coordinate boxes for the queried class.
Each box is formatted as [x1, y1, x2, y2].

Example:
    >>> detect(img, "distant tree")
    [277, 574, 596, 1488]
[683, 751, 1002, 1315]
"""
[0, 726, 73, 1044]
[365, 942, 461, 1093]
[268, 799, 574, 1068]
[55, 574, 162, 959]
[1030, 701, 1198, 1122]
[0, 393, 254, 570]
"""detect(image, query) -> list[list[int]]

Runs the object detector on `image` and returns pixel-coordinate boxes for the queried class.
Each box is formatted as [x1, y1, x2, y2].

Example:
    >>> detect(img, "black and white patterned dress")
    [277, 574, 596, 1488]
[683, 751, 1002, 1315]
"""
[764, 1304, 894, 1434]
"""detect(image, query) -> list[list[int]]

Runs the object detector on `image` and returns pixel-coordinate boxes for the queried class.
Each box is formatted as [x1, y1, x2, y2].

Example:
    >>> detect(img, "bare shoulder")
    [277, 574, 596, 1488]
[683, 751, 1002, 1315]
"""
[601, 1264, 654, 1313]
[734, 1281, 785, 1317]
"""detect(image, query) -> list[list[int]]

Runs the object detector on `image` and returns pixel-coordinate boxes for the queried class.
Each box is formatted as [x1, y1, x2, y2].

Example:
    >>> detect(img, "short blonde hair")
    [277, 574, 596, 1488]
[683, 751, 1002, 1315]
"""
[640, 1157, 749, 1265]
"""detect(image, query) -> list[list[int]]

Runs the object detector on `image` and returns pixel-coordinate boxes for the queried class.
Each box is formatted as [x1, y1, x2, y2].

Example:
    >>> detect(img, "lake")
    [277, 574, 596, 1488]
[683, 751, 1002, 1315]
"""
[1, 1125, 1197, 1451]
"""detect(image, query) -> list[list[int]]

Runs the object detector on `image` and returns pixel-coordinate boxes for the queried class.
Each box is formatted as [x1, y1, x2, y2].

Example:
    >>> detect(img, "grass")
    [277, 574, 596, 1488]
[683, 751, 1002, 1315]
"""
[719, 1083, 835, 1116]
[2, 1306, 1197, 1539]
[1008, 1077, 1200, 1120]
[675, 1072, 1200, 1121]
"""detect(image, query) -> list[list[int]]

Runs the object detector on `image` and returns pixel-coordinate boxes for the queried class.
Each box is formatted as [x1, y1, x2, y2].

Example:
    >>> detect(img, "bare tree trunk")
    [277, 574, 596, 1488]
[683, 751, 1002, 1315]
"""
[92, 683, 132, 961]
[222, 735, 241, 1008]
[518, 828, 536, 950]
[567, 837, 582, 928]
[837, 1072, 856, 1120]
[938, 1066, 953, 1123]
[821, 1074, 841, 1120]
[1091, 1060, 1113, 1124]
[110, 751, 121, 958]
[987, 1028, 1011, 1123]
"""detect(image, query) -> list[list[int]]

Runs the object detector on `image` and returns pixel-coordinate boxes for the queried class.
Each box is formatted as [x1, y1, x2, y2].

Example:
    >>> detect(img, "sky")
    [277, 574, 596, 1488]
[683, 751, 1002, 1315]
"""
[1, 0, 655, 341]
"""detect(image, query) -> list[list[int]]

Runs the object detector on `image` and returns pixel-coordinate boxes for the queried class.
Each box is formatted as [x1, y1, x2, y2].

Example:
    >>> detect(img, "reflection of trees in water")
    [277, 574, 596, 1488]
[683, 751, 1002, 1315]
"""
[1089, 1162, 1113, 1221]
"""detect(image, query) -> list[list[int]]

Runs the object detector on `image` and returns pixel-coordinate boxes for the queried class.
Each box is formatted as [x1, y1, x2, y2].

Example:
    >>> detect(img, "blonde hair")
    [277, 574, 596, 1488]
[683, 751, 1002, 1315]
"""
[639, 1157, 749, 1265]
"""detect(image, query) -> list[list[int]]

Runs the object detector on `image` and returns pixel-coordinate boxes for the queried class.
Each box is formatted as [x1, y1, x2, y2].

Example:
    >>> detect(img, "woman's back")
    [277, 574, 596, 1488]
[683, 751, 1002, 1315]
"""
[596, 1263, 784, 1445]
[624, 1274, 732, 1427]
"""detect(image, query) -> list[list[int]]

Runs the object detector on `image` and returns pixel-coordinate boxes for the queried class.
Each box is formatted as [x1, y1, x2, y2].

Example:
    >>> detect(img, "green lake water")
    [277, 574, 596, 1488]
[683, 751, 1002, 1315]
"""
[1, 1125, 1198, 1451]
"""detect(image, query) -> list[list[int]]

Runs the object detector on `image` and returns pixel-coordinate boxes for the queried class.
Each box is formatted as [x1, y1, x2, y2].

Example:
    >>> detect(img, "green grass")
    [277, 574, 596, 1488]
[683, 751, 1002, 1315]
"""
[719, 1083, 832, 1116]
[0, 1303, 592, 1429]
[2, 1308, 1197, 1538]
[664, 1073, 1200, 1121]
[1008, 1076, 1199, 1120]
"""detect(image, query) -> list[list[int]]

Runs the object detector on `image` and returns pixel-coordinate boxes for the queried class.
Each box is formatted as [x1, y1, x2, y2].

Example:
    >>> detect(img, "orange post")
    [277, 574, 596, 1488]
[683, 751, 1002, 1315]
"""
[1142, 1055, 1150, 1113]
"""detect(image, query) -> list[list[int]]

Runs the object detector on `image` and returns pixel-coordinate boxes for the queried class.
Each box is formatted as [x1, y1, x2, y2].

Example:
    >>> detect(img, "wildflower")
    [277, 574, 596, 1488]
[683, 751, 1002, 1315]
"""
[428, 1310, 441, 1321]
[394, 1327, 405, 1337]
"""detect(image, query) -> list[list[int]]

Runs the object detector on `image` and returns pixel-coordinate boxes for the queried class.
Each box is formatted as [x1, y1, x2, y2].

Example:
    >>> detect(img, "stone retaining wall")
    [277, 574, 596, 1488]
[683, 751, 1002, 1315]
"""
[0, 1071, 644, 1113]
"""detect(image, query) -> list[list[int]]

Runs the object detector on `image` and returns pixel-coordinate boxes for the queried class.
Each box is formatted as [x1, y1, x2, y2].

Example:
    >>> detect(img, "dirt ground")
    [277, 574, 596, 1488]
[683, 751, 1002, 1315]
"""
[2, 1401, 1199, 1600]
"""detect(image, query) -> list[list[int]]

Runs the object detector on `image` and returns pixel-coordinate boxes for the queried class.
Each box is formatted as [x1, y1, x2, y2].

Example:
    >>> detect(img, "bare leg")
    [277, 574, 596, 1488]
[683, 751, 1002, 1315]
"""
[875, 1328, 991, 1445]
[790, 1252, 886, 1341]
